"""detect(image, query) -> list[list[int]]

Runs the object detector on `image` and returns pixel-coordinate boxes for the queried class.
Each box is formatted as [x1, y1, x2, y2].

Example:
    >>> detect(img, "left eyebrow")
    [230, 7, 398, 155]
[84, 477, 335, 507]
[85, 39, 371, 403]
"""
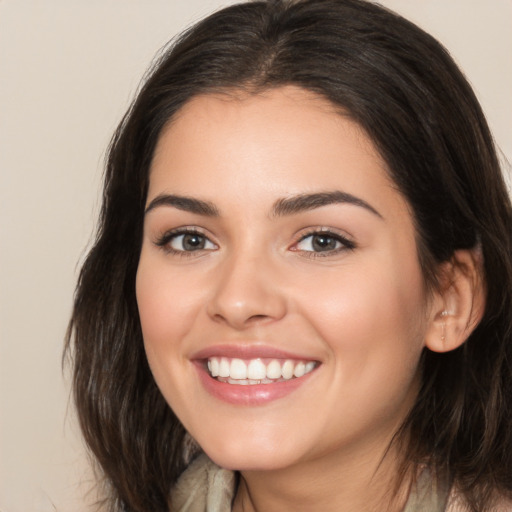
[144, 194, 220, 217]
[271, 191, 383, 219]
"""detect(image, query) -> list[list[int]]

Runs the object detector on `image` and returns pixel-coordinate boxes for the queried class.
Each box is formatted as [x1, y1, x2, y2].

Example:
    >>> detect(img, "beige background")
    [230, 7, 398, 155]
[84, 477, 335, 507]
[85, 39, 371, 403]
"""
[0, 1, 510, 511]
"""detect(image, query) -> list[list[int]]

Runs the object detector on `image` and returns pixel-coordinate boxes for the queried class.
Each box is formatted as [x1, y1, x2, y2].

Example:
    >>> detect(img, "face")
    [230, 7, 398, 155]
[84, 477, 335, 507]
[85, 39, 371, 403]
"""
[136, 86, 433, 472]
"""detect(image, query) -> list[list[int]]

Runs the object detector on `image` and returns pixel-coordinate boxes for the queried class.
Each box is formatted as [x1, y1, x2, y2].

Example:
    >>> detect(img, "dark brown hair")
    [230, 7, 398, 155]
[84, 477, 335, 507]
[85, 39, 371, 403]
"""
[65, 1, 512, 510]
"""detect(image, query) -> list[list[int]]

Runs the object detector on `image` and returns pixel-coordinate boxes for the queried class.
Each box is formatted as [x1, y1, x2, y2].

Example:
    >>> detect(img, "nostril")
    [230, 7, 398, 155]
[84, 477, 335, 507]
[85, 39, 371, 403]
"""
[247, 314, 271, 323]
[207, 283, 287, 329]
[211, 313, 270, 328]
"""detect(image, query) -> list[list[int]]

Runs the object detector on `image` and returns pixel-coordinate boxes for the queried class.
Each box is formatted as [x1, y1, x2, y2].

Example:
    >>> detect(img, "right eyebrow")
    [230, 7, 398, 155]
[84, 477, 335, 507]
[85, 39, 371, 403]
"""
[144, 194, 220, 217]
[271, 190, 383, 219]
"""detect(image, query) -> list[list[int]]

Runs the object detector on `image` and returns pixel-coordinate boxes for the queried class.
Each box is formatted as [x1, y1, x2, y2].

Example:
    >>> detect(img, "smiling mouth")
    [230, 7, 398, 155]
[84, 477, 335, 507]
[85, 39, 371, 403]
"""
[206, 357, 318, 385]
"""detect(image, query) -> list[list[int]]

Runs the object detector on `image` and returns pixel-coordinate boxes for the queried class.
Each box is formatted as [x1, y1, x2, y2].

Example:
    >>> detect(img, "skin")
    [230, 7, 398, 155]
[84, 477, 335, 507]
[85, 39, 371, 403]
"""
[136, 86, 441, 511]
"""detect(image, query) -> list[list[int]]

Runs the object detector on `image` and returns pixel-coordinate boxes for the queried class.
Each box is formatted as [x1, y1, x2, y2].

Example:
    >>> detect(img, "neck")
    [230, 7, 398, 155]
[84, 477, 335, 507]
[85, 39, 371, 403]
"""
[232, 436, 412, 512]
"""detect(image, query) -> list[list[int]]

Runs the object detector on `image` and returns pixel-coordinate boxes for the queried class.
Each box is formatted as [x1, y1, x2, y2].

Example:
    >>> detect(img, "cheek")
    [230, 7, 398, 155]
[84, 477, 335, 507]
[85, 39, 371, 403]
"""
[294, 254, 427, 379]
[136, 271, 174, 348]
[136, 255, 204, 347]
[135, 256, 204, 411]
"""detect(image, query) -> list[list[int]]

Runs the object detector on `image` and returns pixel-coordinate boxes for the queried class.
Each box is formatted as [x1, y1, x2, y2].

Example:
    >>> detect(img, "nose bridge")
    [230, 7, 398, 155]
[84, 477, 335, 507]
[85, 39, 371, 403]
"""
[207, 243, 286, 328]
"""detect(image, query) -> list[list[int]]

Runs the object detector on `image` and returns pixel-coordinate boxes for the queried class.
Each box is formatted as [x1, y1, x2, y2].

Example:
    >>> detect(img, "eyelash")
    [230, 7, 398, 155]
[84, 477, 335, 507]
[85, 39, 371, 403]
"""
[153, 227, 356, 258]
[154, 228, 216, 257]
[291, 228, 356, 258]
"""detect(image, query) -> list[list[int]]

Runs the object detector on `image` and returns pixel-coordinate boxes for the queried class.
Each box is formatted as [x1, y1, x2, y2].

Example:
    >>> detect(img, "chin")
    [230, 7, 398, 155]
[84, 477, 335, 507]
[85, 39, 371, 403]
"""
[200, 436, 302, 472]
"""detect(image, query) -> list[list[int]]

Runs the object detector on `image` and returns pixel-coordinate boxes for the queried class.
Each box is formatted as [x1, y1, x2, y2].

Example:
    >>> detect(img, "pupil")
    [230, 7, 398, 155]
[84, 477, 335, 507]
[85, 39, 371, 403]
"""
[312, 235, 336, 251]
[183, 234, 204, 251]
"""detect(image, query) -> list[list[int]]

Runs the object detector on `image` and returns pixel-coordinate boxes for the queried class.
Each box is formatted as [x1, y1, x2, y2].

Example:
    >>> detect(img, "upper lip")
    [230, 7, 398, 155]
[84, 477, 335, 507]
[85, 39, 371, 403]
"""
[191, 344, 319, 362]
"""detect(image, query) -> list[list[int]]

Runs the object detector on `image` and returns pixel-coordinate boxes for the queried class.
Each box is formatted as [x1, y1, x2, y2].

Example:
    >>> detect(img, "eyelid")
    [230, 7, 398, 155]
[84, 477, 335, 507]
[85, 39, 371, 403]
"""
[151, 225, 355, 257]
[153, 226, 218, 255]
[290, 227, 356, 255]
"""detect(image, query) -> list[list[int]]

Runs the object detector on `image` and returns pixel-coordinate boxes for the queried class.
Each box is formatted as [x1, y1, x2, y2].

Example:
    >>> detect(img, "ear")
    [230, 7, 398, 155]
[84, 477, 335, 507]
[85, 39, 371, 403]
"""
[425, 249, 486, 353]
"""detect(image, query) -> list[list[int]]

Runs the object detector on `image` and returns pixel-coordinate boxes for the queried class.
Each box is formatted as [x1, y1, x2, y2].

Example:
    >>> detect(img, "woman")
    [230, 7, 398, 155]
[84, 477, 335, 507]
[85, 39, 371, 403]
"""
[66, 0, 512, 510]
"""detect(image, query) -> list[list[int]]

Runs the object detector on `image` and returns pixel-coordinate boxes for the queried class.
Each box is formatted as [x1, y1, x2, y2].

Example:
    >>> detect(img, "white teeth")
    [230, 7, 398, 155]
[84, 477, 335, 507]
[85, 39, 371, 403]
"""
[266, 360, 282, 379]
[247, 359, 267, 380]
[207, 356, 317, 384]
[230, 358, 247, 379]
[209, 358, 219, 377]
[228, 378, 248, 385]
[218, 358, 230, 378]
[281, 360, 294, 380]
[293, 362, 305, 378]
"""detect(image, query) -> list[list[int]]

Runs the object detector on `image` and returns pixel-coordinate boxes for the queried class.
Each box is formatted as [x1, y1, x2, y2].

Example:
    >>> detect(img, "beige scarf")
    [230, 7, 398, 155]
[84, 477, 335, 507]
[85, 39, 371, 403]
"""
[171, 454, 451, 512]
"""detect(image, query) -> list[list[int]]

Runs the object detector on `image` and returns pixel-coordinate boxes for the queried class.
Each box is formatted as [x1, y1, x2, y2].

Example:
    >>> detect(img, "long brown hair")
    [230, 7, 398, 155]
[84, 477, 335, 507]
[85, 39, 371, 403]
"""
[66, 1, 512, 510]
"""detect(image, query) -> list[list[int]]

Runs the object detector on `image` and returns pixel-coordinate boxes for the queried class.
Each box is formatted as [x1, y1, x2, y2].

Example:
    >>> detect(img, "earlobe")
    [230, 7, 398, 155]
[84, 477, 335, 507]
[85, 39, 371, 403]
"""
[424, 249, 486, 353]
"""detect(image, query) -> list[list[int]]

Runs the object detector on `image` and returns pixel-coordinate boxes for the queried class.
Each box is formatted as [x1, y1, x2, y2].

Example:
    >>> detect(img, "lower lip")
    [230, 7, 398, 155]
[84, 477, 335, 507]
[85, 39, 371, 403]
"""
[194, 363, 317, 406]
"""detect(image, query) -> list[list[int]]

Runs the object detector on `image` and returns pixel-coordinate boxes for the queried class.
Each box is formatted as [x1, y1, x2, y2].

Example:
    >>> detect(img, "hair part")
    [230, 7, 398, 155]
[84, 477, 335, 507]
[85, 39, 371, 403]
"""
[66, 1, 512, 510]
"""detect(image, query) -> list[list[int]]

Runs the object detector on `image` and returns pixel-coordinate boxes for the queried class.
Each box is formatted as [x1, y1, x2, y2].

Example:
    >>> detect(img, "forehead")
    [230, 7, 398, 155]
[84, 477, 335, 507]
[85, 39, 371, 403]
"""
[148, 86, 406, 219]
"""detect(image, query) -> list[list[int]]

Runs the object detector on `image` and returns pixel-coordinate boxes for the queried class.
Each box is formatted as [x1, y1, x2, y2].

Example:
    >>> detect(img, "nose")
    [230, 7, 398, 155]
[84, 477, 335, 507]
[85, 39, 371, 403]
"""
[206, 252, 287, 330]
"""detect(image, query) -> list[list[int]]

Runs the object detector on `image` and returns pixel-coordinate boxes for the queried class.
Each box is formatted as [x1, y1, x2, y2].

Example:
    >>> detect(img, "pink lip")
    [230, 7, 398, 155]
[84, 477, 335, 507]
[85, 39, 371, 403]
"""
[194, 362, 317, 405]
[191, 344, 314, 361]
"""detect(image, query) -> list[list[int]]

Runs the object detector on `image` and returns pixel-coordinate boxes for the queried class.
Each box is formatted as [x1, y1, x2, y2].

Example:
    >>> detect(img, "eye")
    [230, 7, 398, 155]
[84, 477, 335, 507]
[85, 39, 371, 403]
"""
[156, 229, 217, 254]
[293, 230, 355, 255]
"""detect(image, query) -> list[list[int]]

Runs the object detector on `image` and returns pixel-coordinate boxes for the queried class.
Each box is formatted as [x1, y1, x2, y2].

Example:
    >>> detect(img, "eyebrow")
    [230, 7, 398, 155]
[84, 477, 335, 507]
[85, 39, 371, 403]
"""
[271, 191, 382, 219]
[145, 194, 219, 217]
[144, 190, 382, 219]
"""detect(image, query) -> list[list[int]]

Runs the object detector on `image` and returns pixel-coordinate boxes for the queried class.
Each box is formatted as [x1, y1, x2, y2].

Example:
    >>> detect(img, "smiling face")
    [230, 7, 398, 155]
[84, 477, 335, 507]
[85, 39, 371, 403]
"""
[136, 86, 433, 473]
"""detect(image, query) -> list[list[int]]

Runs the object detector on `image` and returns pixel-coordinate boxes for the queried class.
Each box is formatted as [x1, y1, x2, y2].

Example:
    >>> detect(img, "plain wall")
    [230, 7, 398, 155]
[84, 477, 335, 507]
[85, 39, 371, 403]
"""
[0, 1, 510, 511]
